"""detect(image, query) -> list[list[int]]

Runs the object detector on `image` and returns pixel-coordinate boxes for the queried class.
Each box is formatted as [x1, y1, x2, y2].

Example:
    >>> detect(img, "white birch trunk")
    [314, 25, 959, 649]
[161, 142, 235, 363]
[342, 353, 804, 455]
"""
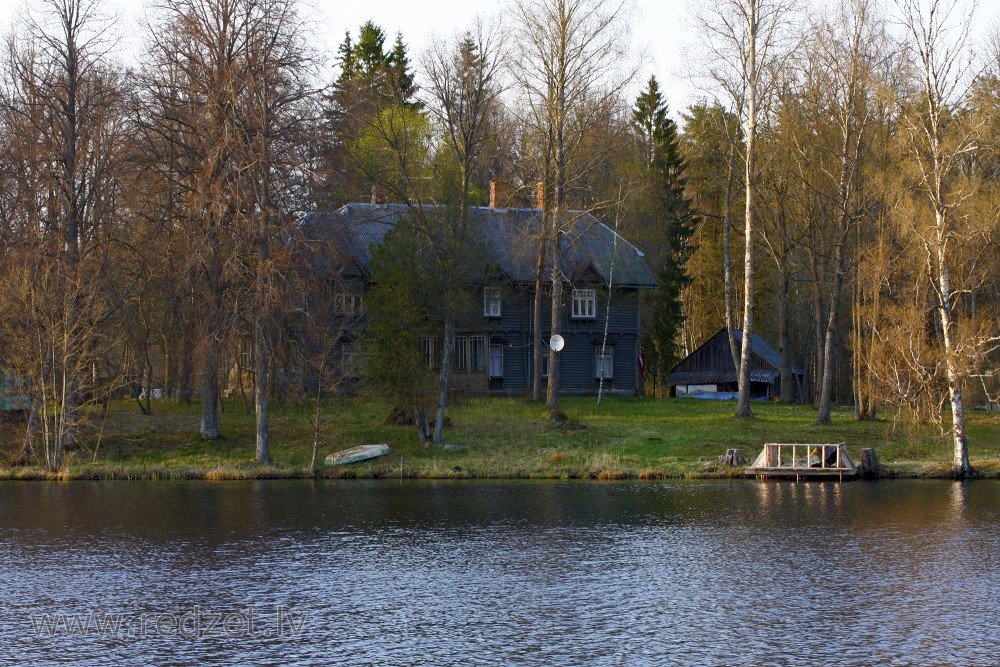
[934, 212, 970, 475]
[735, 33, 757, 419]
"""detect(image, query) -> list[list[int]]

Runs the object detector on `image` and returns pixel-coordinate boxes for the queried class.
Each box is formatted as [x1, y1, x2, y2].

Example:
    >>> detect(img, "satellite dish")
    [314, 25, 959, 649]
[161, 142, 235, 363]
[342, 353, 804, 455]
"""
[549, 335, 565, 352]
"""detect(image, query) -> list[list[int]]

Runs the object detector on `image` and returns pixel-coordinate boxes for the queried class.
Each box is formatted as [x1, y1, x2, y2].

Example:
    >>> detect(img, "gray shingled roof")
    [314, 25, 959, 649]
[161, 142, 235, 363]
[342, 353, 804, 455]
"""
[301, 203, 657, 288]
[732, 329, 804, 375]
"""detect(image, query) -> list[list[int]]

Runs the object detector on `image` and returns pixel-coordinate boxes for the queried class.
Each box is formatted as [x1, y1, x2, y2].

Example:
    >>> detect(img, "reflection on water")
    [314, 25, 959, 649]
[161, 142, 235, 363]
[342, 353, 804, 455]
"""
[1, 479, 999, 666]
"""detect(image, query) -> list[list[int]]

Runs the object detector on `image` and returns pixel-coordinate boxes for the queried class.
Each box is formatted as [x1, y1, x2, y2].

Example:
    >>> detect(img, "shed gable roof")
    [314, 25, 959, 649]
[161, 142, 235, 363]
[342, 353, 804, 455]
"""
[669, 328, 804, 377]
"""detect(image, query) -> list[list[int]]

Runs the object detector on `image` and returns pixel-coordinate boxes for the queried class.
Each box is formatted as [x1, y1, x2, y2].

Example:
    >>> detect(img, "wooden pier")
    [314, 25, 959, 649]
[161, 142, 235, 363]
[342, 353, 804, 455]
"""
[745, 442, 857, 481]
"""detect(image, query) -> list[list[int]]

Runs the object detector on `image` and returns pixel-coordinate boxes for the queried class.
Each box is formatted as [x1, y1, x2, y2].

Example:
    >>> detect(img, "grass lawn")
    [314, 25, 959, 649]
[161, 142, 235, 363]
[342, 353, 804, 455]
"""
[2, 394, 999, 480]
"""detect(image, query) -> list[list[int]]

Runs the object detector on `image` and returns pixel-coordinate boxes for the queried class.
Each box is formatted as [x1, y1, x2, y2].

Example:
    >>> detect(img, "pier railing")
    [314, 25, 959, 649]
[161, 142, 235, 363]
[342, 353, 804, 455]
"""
[747, 442, 857, 480]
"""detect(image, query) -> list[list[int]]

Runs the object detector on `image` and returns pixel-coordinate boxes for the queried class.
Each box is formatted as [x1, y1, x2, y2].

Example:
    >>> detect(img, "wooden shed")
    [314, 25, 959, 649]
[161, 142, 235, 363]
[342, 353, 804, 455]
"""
[666, 328, 804, 401]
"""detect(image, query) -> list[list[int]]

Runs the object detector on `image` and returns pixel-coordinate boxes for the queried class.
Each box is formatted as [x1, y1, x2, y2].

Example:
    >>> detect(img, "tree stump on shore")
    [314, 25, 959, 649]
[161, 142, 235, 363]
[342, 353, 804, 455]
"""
[859, 448, 885, 478]
[547, 408, 575, 429]
[384, 406, 415, 426]
[720, 448, 746, 467]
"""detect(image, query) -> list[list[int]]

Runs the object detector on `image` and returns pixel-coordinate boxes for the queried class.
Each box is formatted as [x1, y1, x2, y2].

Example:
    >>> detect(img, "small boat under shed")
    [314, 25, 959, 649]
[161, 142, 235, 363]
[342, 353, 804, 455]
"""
[746, 442, 858, 481]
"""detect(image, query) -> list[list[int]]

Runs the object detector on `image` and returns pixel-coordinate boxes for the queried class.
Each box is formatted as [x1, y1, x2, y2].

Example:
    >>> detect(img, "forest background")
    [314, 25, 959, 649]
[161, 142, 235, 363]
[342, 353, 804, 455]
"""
[0, 0, 998, 478]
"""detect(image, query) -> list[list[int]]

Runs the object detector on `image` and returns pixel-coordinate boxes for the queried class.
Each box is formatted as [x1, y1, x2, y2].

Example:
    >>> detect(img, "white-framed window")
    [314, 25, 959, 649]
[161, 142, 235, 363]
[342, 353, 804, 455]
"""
[595, 346, 614, 379]
[334, 293, 363, 316]
[470, 335, 487, 372]
[419, 336, 435, 368]
[572, 288, 596, 319]
[489, 343, 504, 378]
[455, 336, 469, 372]
[541, 352, 549, 378]
[484, 287, 502, 318]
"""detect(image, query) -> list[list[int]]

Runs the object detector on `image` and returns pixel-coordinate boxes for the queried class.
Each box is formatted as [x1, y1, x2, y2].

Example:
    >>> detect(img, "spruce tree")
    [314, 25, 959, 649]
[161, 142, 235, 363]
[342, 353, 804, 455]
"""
[632, 76, 698, 389]
[388, 32, 419, 106]
[336, 31, 356, 80]
[318, 22, 420, 207]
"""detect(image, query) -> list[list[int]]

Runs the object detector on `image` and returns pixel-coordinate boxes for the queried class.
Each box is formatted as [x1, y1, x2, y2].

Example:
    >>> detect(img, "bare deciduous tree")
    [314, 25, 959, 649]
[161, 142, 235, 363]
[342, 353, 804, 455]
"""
[238, 0, 316, 463]
[513, 0, 636, 415]
[694, 0, 798, 417]
[422, 19, 506, 444]
[142, 0, 314, 460]
[896, 0, 982, 475]
[143, 0, 246, 441]
[0, 0, 129, 471]
[807, 0, 889, 424]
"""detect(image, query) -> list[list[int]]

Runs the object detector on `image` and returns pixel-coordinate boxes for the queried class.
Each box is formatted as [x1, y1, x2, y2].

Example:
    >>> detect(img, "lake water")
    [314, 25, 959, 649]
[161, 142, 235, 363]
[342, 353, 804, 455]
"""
[1, 479, 998, 666]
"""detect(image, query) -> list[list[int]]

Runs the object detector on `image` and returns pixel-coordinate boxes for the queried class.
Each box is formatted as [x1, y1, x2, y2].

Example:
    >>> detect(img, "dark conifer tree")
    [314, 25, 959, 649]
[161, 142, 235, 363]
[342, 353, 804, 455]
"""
[337, 31, 356, 79]
[388, 32, 419, 106]
[317, 22, 420, 207]
[632, 76, 698, 389]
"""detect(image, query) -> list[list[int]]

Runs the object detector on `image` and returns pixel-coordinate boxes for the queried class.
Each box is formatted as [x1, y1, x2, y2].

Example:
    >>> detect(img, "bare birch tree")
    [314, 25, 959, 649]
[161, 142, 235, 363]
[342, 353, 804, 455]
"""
[237, 0, 315, 463]
[0, 0, 130, 470]
[694, 0, 797, 417]
[808, 0, 889, 424]
[512, 0, 635, 416]
[896, 0, 980, 475]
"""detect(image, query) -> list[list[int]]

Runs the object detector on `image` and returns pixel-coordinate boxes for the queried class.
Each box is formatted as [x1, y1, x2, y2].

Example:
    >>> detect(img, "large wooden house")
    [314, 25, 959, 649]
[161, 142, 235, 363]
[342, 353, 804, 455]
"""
[300, 201, 657, 396]
[667, 328, 804, 400]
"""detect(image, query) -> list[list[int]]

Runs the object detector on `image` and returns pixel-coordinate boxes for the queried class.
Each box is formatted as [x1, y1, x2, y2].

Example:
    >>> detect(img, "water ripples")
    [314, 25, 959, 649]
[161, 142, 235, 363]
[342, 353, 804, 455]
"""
[1, 479, 998, 666]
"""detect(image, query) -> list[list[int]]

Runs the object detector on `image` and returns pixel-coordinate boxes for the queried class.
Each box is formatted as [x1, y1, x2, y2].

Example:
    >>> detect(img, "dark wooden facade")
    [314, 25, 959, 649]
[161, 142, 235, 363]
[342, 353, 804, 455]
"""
[301, 204, 657, 396]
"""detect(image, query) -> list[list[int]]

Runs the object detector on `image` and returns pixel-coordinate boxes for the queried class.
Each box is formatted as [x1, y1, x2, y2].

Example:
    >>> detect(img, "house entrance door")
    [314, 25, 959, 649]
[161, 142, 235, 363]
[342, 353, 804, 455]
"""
[488, 344, 503, 378]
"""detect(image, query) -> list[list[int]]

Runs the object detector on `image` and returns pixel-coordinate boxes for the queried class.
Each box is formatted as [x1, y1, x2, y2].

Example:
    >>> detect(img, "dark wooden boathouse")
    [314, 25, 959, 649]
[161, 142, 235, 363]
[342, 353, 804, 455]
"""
[666, 328, 804, 400]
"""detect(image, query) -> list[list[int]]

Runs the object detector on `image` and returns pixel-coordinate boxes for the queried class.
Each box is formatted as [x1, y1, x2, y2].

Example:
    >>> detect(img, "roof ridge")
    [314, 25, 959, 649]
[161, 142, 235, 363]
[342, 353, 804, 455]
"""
[304, 203, 656, 288]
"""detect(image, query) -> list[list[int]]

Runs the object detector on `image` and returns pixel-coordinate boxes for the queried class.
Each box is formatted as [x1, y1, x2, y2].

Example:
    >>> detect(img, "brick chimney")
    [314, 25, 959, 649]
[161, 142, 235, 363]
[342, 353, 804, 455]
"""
[536, 181, 544, 209]
[371, 183, 387, 205]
